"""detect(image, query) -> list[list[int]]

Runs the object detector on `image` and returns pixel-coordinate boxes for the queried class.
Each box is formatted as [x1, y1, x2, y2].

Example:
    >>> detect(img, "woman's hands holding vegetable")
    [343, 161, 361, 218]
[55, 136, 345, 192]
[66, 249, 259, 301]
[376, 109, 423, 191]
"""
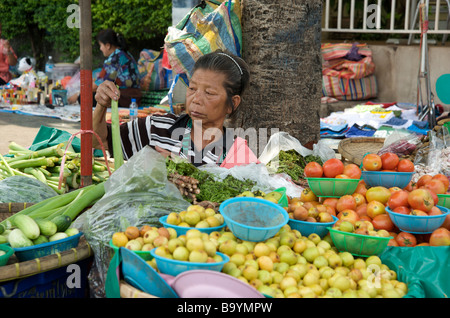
[95, 80, 120, 108]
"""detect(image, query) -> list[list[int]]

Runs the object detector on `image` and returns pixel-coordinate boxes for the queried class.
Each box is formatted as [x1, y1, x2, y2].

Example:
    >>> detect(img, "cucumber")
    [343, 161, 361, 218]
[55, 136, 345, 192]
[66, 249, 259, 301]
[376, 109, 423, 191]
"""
[0, 224, 5, 235]
[32, 235, 49, 246]
[50, 215, 72, 232]
[8, 229, 34, 248]
[34, 218, 57, 237]
[64, 228, 79, 237]
[49, 232, 69, 242]
[13, 215, 40, 240]
[3, 229, 12, 241]
[0, 235, 7, 245]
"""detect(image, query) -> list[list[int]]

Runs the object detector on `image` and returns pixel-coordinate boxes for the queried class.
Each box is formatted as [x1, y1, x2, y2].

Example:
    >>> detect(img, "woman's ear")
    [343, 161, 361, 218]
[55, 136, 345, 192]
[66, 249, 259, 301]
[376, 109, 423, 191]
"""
[229, 95, 241, 114]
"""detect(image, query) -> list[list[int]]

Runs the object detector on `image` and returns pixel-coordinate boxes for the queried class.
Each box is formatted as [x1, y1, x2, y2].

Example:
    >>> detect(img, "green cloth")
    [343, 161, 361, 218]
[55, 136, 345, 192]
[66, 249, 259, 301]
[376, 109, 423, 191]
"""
[379, 246, 450, 298]
[30, 125, 103, 157]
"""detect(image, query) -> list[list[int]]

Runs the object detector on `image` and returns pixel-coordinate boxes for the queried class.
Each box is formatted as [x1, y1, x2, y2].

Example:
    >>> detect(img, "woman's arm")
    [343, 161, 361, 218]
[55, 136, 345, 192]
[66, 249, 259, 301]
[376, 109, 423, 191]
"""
[92, 81, 120, 150]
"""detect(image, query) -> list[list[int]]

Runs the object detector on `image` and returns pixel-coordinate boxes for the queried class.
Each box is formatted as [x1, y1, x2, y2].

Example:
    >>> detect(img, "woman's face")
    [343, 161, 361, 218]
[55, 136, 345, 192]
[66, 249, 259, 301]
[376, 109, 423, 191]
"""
[99, 42, 113, 57]
[186, 69, 234, 130]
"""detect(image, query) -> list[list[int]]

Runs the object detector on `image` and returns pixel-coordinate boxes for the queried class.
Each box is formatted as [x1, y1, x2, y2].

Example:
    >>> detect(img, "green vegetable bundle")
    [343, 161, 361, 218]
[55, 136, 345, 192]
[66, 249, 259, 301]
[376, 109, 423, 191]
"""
[166, 158, 256, 203]
[0, 141, 114, 194]
[271, 150, 323, 182]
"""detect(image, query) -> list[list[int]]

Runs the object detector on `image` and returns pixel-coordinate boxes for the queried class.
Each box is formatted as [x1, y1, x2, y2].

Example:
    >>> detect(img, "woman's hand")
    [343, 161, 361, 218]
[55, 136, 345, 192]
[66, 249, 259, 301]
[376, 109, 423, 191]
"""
[155, 146, 172, 158]
[95, 81, 120, 108]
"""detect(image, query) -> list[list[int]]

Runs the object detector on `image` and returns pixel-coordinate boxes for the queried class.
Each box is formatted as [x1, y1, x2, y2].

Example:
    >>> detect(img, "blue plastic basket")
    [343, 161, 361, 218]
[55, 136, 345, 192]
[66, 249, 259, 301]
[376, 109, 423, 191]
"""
[361, 171, 413, 189]
[13, 232, 83, 262]
[149, 248, 229, 277]
[159, 215, 226, 236]
[288, 215, 338, 238]
[386, 206, 450, 234]
[219, 197, 289, 242]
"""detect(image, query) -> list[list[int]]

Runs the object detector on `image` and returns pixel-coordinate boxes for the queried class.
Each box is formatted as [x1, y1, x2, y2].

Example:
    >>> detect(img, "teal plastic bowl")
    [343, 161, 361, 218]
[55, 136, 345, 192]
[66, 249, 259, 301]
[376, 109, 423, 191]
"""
[13, 232, 83, 262]
[219, 197, 289, 242]
[159, 215, 226, 237]
[361, 171, 413, 189]
[150, 248, 229, 277]
[386, 206, 450, 234]
[288, 215, 338, 238]
[0, 244, 14, 266]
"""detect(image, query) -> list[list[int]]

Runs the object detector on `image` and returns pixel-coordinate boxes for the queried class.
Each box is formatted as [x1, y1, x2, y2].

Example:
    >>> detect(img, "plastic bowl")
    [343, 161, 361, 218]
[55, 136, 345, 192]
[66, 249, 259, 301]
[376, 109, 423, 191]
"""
[159, 215, 226, 237]
[273, 187, 288, 208]
[385, 206, 450, 234]
[0, 244, 14, 266]
[437, 194, 450, 209]
[219, 197, 289, 242]
[361, 171, 413, 189]
[288, 215, 338, 238]
[328, 227, 392, 257]
[306, 177, 360, 198]
[149, 248, 229, 277]
[13, 232, 83, 262]
[109, 240, 153, 261]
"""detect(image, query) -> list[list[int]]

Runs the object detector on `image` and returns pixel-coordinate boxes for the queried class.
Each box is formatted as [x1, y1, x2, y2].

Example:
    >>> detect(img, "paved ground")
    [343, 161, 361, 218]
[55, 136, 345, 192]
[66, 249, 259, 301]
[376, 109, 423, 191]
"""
[0, 112, 80, 155]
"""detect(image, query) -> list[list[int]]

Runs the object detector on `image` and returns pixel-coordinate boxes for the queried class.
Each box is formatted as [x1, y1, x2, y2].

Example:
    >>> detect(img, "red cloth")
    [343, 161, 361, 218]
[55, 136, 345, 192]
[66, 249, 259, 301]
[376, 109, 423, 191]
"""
[220, 137, 260, 169]
[364, 101, 397, 108]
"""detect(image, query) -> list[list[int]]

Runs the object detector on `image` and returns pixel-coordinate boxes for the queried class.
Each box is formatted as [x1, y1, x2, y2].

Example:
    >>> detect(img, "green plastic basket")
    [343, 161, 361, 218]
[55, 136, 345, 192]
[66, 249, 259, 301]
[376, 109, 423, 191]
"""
[437, 194, 450, 209]
[327, 227, 392, 257]
[0, 244, 14, 266]
[274, 187, 288, 208]
[306, 177, 360, 198]
[109, 240, 153, 261]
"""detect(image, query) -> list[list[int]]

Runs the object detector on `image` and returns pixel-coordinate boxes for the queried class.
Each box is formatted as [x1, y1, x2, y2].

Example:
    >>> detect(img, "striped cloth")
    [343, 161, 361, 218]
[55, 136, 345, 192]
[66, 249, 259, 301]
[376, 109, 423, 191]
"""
[164, 0, 242, 77]
[322, 74, 378, 101]
[106, 113, 233, 167]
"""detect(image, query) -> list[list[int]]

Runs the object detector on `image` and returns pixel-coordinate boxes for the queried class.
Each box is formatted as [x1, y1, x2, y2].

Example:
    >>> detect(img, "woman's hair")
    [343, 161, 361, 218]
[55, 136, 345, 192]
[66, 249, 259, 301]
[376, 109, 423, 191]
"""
[96, 29, 128, 51]
[192, 49, 250, 115]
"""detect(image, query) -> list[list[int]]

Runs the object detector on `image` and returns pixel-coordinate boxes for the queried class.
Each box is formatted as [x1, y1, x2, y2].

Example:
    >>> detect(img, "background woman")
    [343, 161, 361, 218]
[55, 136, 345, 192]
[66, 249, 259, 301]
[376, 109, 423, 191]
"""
[69, 29, 140, 106]
[92, 49, 256, 167]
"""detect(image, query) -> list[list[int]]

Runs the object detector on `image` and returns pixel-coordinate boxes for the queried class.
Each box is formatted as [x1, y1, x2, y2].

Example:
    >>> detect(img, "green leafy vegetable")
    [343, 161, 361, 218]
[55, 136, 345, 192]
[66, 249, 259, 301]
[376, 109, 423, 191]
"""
[272, 150, 323, 181]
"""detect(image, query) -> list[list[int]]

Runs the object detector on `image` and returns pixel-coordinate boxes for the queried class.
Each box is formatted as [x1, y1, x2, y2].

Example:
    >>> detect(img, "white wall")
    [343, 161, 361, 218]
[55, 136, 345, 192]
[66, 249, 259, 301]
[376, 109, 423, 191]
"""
[370, 44, 450, 111]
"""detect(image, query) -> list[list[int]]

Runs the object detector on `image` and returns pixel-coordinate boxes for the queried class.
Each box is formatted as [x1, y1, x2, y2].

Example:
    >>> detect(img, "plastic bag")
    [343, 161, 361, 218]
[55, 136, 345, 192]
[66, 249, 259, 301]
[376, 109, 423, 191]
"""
[199, 162, 303, 198]
[72, 146, 191, 298]
[377, 131, 422, 157]
[412, 131, 446, 182]
[65, 71, 80, 99]
[259, 132, 334, 164]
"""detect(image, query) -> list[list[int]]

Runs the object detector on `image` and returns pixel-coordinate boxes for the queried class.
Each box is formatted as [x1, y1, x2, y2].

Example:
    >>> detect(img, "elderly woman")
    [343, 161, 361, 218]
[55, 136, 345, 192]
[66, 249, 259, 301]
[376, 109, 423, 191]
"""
[93, 49, 257, 167]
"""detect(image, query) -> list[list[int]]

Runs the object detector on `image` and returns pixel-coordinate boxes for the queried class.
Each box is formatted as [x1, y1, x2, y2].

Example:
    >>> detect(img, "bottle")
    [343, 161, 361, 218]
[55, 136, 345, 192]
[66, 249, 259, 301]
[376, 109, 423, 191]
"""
[45, 56, 55, 82]
[129, 98, 138, 121]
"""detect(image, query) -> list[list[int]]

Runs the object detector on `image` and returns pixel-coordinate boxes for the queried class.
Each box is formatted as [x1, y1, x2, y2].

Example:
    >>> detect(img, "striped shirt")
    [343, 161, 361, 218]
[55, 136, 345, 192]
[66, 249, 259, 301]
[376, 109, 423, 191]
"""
[106, 113, 234, 167]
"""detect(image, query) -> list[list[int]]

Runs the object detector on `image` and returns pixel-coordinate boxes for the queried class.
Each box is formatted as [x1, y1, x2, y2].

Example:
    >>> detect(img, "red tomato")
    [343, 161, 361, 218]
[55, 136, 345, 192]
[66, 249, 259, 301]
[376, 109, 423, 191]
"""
[424, 179, 447, 195]
[429, 228, 450, 246]
[393, 206, 411, 215]
[354, 180, 369, 197]
[387, 190, 410, 210]
[380, 152, 399, 170]
[304, 162, 323, 178]
[395, 232, 417, 247]
[397, 159, 415, 172]
[371, 214, 395, 232]
[336, 195, 357, 213]
[387, 238, 399, 246]
[431, 174, 450, 192]
[407, 189, 435, 212]
[343, 164, 362, 179]
[362, 154, 382, 171]
[322, 158, 344, 178]
[416, 175, 433, 188]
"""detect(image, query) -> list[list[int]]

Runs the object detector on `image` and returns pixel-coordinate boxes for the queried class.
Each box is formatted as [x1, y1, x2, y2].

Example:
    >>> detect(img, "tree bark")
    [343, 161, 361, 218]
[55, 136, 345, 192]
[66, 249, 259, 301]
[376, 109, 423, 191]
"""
[228, 0, 323, 154]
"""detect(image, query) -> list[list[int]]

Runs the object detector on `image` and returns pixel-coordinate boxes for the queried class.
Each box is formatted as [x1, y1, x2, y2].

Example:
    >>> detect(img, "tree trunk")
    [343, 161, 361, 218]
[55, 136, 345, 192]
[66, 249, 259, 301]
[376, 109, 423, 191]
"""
[228, 0, 323, 155]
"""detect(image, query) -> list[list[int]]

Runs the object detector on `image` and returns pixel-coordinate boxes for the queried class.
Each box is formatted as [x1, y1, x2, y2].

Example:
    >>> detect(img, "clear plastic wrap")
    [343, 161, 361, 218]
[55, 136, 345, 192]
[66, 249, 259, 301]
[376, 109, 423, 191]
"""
[199, 162, 303, 199]
[72, 146, 191, 298]
[377, 131, 422, 157]
[412, 131, 447, 182]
